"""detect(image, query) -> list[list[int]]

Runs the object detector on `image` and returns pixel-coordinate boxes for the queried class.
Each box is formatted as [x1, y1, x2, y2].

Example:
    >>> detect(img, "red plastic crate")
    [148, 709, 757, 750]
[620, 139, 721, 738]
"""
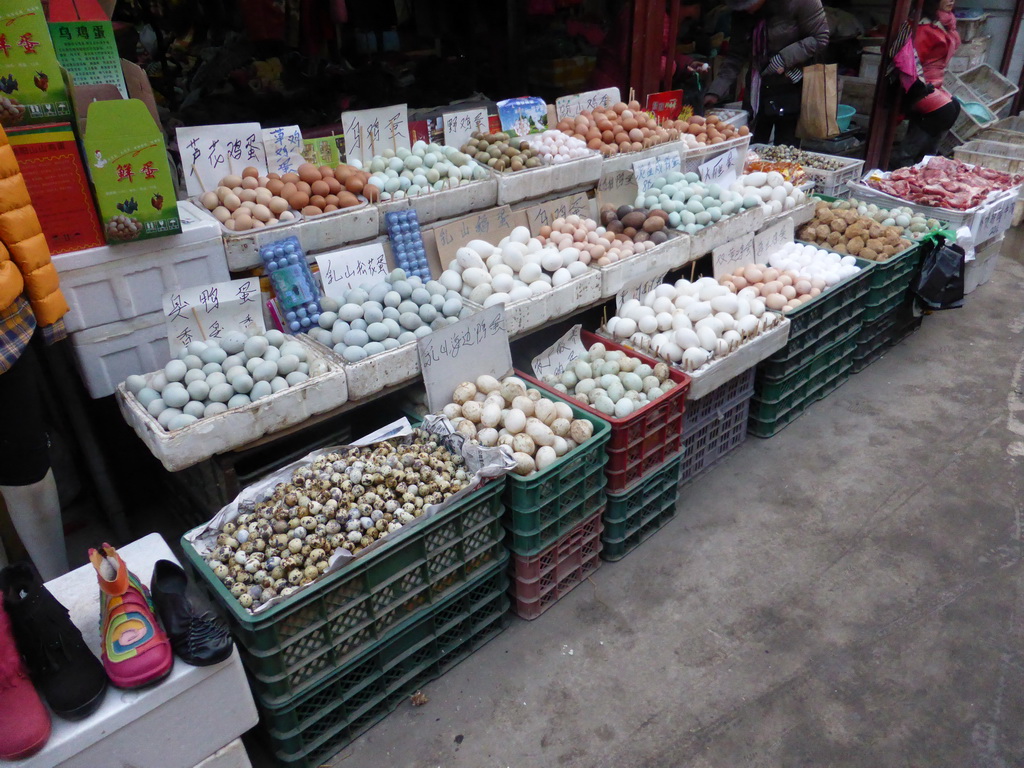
[522, 331, 691, 494]
[509, 510, 604, 620]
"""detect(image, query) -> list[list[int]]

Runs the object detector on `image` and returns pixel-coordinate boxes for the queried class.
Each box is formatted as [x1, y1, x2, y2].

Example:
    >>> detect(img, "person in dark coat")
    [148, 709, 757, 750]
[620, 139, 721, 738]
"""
[704, 0, 829, 144]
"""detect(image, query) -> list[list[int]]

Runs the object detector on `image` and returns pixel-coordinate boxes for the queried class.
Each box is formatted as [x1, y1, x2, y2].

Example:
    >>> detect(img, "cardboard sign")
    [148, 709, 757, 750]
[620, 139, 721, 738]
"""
[433, 206, 515, 267]
[85, 99, 181, 243]
[419, 304, 512, 413]
[175, 122, 268, 197]
[616, 272, 668, 311]
[0, 0, 73, 127]
[262, 125, 305, 176]
[523, 193, 590, 233]
[698, 148, 738, 188]
[973, 192, 1016, 243]
[315, 243, 388, 300]
[712, 234, 756, 279]
[163, 279, 265, 354]
[496, 97, 548, 137]
[754, 219, 794, 261]
[633, 151, 683, 194]
[555, 88, 620, 121]
[49, 0, 127, 98]
[645, 90, 684, 122]
[341, 104, 409, 165]
[532, 324, 587, 380]
[441, 108, 488, 148]
[597, 169, 639, 210]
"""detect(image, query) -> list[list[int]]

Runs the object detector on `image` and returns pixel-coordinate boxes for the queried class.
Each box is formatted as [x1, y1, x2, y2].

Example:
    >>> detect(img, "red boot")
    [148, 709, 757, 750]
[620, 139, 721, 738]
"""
[0, 593, 51, 759]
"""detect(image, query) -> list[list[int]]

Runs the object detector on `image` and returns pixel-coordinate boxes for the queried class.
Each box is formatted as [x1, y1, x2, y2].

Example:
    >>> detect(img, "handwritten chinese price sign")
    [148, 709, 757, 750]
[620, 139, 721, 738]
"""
[162, 279, 265, 354]
[532, 325, 587, 380]
[315, 243, 389, 300]
[753, 219, 794, 262]
[418, 304, 512, 413]
[632, 151, 682, 194]
[698, 149, 738, 188]
[524, 193, 590, 234]
[597, 169, 639, 209]
[616, 272, 668, 311]
[262, 125, 306, 176]
[175, 123, 269, 197]
[441, 108, 488, 149]
[555, 88, 620, 121]
[341, 104, 409, 166]
[433, 206, 515, 267]
[711, 234, 756, 279]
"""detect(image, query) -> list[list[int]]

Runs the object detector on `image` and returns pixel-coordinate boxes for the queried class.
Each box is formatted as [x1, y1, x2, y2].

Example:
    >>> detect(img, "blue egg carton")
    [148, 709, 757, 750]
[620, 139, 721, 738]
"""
[385, 210, 431, 282]
[259, 236, 323, 334]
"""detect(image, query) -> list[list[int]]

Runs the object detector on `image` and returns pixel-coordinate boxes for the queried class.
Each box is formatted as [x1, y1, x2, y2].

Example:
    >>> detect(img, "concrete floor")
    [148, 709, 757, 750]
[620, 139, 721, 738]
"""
[322, 231, 1024, 768]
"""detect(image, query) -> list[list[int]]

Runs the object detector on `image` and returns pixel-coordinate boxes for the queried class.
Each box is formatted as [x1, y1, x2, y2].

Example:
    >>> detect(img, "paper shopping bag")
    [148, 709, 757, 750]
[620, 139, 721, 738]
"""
[797, 63, 840, 139]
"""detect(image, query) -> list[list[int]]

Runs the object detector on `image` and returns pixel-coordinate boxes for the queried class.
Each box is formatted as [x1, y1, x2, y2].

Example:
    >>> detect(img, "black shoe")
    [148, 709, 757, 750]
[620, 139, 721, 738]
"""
[0, 563, 108, 720]
[150, 560, 233, 667]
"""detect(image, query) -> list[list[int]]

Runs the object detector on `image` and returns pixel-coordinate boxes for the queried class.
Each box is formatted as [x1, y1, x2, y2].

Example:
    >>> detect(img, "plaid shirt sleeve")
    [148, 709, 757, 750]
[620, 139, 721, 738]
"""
[0, 296, 37, 375]
[40, 317, 66, 346]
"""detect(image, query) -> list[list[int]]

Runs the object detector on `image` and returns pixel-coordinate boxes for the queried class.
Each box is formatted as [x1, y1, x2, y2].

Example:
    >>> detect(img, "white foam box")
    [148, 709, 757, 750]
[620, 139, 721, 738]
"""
[70, 311, 170, 399]
[681, 134, 751, 175]
[375, 179, 498, 234]
[464, 291, 552, 338]
[55, 201, 227, 333]
[325, 339, 421, 401]
[759, 198, 816, 233]
[600, 140, 687, 174]
[689, 205, 766, 257]
[12, 534, 257, 768]
[965, 233, 1003, 294]
[209, 203, 380, 271]
[548, 268, 602, 320]
[115, 335, 347, 471]
[598, 234, 693, 297]
[492, 153, 603, 205]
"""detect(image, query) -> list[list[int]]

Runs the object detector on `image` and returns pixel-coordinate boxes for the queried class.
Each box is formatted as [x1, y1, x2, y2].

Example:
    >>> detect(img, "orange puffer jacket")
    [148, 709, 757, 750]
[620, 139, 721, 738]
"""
[0, 125, 68, 327]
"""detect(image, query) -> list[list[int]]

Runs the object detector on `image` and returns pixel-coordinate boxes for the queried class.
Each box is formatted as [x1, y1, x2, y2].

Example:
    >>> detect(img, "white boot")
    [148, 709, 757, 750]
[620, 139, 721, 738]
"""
[0, 470, 68, 580]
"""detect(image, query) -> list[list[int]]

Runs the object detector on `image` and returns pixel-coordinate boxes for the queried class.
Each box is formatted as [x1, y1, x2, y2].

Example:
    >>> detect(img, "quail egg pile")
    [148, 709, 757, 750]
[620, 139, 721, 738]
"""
[730, 171, 808, 216]
[437, 226, 592, 308]
[634, 172, 761, 234]
[538, 342, 678, 418]
[202, 429, 470, 609]
[815, 197, 941, 242]
[362, 141, 491, 201]
[308, 269, 470, 363]
[441, 375, 595, 476]
[605, 277, 783, 372]
[521, 130, 594, 163]
[126, 331, 327, 431]
[459, 132, 543, 172]
[535, 210, 666, 267]
[750, 144, 848, 171]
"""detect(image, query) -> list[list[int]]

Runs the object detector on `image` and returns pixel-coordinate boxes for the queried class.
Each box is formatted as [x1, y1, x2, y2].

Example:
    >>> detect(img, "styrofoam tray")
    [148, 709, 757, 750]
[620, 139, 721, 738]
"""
[115, 335, 347, 472]
[375, 179, 498, 234]
[56, 201, 227, 333]
[964, 234, 1003, 294]
[332, 339, 421, 401]
[688, 205, 766, 257]
[463, 269, 600, 337]
[598, 235, 693, 297]
[759, 198, 816, 232]
[600, 140, 687, 174]
[492, 153, 603, 204]
[70, 311, 170, 399]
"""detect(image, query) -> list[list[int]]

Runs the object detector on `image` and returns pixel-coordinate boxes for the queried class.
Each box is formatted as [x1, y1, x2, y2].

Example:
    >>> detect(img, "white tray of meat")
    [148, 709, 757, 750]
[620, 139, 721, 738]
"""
[850, 156, 1022, 242]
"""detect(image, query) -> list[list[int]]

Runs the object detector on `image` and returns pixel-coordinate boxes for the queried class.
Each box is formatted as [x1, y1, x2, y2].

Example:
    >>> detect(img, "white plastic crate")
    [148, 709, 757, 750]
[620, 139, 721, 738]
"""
[750, 143, 864, 197]
[957, 65, 1019, 116]
[70, 311, 170, 399]
[965, 233, 1003, 294]
[375, 179, 498, 234]
[949, 36, 990, 73]
[954, 140, 1024, 175]
[707, 108, 748, 127]
[955, 12, 989, 42]
[491, 153, 602, 204]
[55, 201, 227, 333]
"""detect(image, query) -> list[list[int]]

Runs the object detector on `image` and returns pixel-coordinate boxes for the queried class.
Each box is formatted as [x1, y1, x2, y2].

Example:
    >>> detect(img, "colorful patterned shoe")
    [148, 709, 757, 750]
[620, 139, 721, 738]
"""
[89, 544, 173, 689]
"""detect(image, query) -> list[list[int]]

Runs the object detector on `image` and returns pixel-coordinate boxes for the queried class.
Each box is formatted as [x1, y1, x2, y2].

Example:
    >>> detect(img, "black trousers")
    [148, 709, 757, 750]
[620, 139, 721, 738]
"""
[890, 99, 962, 169]
[0, 340, 51, 486]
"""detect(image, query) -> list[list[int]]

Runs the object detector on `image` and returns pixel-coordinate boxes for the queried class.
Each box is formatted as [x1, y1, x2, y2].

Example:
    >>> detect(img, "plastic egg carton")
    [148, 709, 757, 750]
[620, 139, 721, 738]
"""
[115, 335, 347, 472]
[375, 179, 498, 234]
[597, 235, 693, 297]
[688, 205, 766, 257]
[491, 152, 603, 205]
[599, 140, 687, 174]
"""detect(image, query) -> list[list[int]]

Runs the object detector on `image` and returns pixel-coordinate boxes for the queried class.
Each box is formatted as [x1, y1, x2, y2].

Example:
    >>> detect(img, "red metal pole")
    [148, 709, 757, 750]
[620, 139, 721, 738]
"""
[630, 0, 650, 102]
[662, 1, 682, 91]
[999, 0, 1024, 77]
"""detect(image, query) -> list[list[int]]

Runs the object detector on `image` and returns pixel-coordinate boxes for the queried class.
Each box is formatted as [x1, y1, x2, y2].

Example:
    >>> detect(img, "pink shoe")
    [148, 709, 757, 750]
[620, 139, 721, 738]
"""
[0, 594, 51, 759]
[90, 544, 173, 689]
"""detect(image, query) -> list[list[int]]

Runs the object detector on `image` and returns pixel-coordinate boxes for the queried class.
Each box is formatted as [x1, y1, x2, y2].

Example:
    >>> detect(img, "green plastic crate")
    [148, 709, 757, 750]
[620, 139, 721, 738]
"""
[504, 461, 608, 556]
[852, 303, 923, 373]
[182, 477, 507, 705]
[748, 327, 859, 437]
[260, 557, 510, 768]
[601, 452, 684, 561]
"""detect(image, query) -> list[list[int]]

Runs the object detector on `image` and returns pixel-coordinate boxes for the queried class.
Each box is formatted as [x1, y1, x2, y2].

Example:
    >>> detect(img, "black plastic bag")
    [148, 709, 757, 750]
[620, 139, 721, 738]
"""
[913, 235, 964, 310]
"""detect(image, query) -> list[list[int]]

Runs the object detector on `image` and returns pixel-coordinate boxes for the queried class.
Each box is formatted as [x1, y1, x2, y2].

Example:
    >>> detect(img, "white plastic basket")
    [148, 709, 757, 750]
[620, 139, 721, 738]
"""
[750, 144, 864, 197]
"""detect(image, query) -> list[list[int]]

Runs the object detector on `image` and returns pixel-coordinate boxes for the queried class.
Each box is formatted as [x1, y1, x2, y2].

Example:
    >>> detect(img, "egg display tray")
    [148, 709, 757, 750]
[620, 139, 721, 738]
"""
[597, 233, 693, 297]
[491, 152, 603, 205]
[599, 139, 687, 174]
[303, 337, 421, 401]
[116, 335, 347, 471]
[687, 204, 766, 258]
[374, 178, 498, 234]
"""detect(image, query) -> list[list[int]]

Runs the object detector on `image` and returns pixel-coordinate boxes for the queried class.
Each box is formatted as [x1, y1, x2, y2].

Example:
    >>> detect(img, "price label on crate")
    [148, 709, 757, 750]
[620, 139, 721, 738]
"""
[162, 279, 265, 354]
[175, 123, 268, 197]
[633, 151, 682, 194]
[698, 148, 738, 188]
[615, 272, 668, 311]
[555, 87, 620, 121]
[315, 243, 389, 300]
[433, 206, 516, 267]
[523, 193, 590, 233]
[753, 219, 794, 262]
[596, 169, 639, 209]
[532, 324, 587, 380]
[418, 304, 513, 413]
[712, 234, 756, 279]
[341, 104, 409, 165]
[972, 192, 1016, 243]
[441, 108, 488, 149]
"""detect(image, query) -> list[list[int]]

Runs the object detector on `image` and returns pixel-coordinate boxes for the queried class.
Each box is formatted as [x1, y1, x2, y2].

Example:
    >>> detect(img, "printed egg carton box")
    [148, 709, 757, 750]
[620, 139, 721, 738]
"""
[116, 331, 347, 472]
